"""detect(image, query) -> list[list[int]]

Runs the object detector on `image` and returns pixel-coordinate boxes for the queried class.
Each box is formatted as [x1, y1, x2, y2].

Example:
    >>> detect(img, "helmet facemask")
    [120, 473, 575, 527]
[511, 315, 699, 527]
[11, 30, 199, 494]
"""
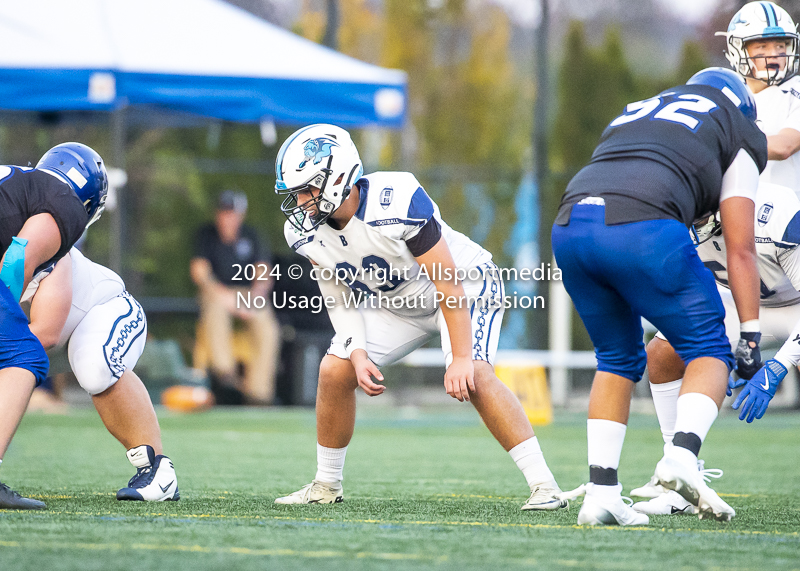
[277, 160, 336, 232]
[691, 212, 722, 245]
[735, 35, 800, 85]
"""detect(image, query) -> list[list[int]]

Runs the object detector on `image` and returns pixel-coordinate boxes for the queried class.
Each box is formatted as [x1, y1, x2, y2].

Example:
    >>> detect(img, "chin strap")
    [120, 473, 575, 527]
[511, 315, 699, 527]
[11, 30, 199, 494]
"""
[0, 236, 28, 302]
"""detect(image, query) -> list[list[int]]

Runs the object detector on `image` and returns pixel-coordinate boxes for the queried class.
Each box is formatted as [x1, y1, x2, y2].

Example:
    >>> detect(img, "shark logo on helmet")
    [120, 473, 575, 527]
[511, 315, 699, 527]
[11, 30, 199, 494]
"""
[298, 137, 340, 170]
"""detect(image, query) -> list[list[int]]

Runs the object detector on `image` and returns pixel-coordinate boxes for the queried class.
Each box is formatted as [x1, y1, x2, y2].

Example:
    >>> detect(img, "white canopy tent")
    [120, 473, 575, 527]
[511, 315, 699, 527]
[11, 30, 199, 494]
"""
[0, 0, 407, 126]
[0, 0, 407, 270]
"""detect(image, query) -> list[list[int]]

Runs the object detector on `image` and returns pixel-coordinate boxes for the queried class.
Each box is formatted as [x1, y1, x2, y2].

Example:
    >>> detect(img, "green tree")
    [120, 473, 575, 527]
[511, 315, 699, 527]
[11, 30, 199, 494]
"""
[674, 40, 711, 85]
[546, 22, 640, 351]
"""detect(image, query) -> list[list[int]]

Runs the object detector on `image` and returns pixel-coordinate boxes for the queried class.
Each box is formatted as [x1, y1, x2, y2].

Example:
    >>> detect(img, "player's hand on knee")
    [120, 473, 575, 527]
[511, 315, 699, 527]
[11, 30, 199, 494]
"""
[734, 332, 762, 380]
[350, 349, 384, 396]
[444, 357, 475, 402]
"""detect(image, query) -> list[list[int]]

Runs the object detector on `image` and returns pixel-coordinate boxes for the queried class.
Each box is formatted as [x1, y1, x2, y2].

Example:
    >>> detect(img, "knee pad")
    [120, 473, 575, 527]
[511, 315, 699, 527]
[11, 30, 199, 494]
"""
[69, 346, 119, 395]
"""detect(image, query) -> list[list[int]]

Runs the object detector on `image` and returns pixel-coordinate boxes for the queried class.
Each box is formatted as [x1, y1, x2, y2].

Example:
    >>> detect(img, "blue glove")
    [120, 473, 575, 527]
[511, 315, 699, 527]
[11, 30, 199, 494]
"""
[726, 372, 746, 397]
[731, 359, 787, 423]
[734, 331, 762, 380]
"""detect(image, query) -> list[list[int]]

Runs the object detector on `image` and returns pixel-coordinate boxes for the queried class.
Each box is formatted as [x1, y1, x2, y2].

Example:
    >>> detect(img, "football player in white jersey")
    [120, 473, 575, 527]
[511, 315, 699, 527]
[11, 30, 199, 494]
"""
[632, 182, 800, 515]
[21, 248, 180, 501]
[272, 124, 566, 510]
[717, 2, 800, 194]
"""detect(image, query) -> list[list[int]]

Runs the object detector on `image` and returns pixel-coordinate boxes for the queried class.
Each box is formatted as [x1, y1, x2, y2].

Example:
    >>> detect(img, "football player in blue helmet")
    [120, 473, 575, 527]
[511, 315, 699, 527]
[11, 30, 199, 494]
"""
[37, 142, 108, 228]
[552, 66, 768, 525]
[686, 67, 758, 122]
[0, 142, 107, 510]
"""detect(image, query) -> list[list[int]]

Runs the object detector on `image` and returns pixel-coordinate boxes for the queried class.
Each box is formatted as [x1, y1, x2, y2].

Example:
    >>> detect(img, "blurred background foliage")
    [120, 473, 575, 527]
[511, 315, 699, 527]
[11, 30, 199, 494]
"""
[0, 0, 752, 350]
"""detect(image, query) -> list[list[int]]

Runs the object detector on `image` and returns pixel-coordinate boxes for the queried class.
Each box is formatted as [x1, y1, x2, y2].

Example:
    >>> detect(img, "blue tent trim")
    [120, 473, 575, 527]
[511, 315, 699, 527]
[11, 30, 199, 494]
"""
[0, 69, 406, 126]
[119, 73, 407, 126]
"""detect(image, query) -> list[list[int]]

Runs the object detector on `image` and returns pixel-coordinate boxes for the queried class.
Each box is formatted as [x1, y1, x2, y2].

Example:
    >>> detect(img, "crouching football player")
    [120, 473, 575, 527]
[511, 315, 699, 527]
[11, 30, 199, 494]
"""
[633, 182, 800, 515]
[23, 247, 179, 501]
[1, 142, 107, 509]
[272, 124, 566, 511]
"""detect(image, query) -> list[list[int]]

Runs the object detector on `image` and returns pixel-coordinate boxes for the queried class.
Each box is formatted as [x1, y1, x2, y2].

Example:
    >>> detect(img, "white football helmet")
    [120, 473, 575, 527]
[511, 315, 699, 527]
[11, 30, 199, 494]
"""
[716, 2, 799, 86]
[275, 124, 363, 232]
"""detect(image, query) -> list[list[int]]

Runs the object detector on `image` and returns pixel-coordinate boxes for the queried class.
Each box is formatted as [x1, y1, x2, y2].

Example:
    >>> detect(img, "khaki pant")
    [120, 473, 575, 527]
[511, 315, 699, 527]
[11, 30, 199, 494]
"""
[197, 287, 280, 403]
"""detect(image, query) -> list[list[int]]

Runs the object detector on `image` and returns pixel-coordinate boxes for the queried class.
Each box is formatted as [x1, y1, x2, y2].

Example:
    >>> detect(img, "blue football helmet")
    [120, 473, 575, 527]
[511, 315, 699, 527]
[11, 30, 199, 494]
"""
[37, 142, 108, 227]
[686, 67, 758, 122]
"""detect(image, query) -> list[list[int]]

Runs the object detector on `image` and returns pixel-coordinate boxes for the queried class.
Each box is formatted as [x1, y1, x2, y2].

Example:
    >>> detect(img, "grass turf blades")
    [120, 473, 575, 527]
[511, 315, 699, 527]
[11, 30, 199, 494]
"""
[0, 408, 797, 570]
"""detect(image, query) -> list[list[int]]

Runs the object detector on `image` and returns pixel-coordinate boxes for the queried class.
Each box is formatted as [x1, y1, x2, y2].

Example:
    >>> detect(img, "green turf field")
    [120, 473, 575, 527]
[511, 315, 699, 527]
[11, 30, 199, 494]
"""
[0, 406, 798, 571]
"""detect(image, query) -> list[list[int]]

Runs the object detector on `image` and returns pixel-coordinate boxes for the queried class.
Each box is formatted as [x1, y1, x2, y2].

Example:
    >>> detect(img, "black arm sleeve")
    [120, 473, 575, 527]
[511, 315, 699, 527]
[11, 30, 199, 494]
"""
[406, 217, 442, 257]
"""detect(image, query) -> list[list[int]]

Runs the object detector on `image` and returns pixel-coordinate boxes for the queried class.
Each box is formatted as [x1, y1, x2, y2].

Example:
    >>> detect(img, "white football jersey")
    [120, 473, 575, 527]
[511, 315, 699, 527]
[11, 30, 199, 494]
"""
[754, 75, 800, 195]
[698, 183, 800, 308]
[22, 248, 126, 349]
[284, 172, 492, 318]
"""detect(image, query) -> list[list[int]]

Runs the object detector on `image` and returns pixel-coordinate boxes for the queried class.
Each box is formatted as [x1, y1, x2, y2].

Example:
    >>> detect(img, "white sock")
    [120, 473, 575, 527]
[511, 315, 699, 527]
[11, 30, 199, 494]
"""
[315, 443, 347, 484]
[587, 419, 627, 470]
[650, 379, 682, 445]
[509, 437, 556, 488]
[673, 393, 718, 443]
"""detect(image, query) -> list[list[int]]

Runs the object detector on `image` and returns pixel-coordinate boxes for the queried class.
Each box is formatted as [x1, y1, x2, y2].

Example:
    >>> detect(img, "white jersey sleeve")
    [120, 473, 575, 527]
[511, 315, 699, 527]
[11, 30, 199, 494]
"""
[316, 270, 366, 358]
[720, 149, 759, 204]
[754, 76, 800, 195]
[357, 172, 435, 242]
[284, 219, 317, 262]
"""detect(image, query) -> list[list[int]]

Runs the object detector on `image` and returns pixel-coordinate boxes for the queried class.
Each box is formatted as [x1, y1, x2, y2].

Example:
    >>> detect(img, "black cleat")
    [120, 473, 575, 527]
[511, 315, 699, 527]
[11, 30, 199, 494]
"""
[0, 481, 46, 510]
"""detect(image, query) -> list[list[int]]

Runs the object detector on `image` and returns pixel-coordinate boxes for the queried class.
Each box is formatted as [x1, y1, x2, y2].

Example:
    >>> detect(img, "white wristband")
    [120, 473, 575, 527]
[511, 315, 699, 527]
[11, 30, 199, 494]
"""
[740, 320, 760, 333]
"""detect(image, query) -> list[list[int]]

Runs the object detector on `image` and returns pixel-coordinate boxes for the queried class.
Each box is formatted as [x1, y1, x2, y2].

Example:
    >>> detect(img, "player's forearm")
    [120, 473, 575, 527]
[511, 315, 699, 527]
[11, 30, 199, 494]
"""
[726, 249, 760, 323]
[326, 303, 367, 357]
[767, 129, 800, 161]
[317, 275, 367, 358]
[435, 281, 472, 360]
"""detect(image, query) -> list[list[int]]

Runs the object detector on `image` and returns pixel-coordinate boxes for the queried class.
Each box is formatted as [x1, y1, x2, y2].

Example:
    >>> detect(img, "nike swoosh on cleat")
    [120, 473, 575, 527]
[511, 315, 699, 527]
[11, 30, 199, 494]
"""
[159, 481, 174, 493]
[671, 505, 692, 514]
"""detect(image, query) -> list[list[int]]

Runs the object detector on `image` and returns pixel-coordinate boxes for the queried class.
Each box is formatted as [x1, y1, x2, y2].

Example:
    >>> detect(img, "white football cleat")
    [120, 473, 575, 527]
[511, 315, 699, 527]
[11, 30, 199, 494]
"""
[630, 474, 667, 499]
[521, 482, 569, 511]
[576, 483, 649, 526]
[632, 490, 697, 515]
[117, 445, 180, 501]
[632, 458, 722, 499]
[656, 452, 734, 522]
[274, 480, 344, 505]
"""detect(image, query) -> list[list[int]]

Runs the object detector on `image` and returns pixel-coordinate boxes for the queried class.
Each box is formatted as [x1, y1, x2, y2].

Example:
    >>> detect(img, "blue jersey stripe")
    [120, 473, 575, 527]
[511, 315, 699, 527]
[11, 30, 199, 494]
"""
[781, 211, 800, 244]
[355, 179, 369, 221]
[407, 186, 434, 221]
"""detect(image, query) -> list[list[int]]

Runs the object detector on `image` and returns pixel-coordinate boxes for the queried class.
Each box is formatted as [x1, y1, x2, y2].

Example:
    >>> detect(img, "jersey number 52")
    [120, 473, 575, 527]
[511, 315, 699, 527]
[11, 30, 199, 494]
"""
[609, 94, 717, 131]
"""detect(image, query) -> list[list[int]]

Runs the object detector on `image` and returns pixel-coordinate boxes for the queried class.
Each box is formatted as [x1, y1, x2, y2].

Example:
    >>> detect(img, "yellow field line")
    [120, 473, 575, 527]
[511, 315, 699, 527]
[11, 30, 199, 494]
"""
[432, 492, 753, 499]
[0, 540, 447, 562]
[20, 509, 798, 538]
[29, 491, 754, 500]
